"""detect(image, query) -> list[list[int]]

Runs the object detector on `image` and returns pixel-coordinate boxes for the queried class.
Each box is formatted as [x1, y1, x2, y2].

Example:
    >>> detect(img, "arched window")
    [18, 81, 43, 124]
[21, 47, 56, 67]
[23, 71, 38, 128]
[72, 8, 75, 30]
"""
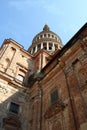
[43, 42, 47, 50]
[38, 44, 41, 50]
[48, 34, 50, 38]
[49, 43, 52, 50]
[52, 35, 54, 38]
[37, 37, 39, 40]
[44, 34, 46, 37]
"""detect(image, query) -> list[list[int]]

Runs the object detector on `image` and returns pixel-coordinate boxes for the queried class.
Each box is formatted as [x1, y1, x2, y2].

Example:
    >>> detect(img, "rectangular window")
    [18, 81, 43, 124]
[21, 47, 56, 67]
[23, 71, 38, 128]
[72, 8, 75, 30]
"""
[17, 74, 24, 82]
[9, 102, 19, 114]
[51, 90, 58, 104]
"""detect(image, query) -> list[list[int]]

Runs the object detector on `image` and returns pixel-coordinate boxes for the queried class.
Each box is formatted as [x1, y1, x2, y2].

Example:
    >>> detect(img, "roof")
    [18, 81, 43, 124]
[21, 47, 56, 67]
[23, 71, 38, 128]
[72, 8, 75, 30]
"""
[41, 22, 87, 73]
[27, 23, 87, 87]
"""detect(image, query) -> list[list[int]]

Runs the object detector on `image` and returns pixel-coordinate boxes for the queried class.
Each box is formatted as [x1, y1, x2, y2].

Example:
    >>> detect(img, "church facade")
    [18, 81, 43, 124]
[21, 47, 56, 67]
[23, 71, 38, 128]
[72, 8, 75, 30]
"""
[0, 23, 87, 130]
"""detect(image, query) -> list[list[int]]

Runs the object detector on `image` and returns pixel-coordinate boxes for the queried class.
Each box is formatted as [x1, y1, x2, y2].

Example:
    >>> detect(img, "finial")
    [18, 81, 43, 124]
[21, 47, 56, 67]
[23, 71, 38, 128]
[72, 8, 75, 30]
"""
[43, 24, 50, 31]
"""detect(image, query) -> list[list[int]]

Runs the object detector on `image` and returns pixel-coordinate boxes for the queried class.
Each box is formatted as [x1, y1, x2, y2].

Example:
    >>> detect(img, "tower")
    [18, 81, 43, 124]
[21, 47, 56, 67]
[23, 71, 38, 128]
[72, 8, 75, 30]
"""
[28, 24, 63, 71]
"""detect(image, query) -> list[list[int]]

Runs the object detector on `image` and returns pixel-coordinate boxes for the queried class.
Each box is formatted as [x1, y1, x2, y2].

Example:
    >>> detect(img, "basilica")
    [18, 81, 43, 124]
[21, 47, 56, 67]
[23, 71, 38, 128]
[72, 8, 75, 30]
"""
[0, 23, 87, 130]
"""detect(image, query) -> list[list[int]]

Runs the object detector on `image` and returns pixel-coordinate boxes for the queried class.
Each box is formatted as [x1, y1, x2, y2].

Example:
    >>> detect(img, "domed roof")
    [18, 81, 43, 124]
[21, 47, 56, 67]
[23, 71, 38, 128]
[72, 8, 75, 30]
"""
[28, 24, 63, 55]
[43, 24, 50, 31]
[32, 24, 62, 45]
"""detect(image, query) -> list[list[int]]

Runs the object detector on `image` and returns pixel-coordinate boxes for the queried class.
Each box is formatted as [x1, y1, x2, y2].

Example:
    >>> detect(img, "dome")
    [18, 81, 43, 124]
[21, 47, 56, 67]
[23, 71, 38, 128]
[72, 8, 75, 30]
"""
[28, 24, 63, 55]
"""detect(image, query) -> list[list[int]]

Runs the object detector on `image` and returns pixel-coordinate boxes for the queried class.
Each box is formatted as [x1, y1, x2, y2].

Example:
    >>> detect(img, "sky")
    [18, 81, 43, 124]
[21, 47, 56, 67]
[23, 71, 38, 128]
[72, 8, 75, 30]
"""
[0, 0, 87, 50]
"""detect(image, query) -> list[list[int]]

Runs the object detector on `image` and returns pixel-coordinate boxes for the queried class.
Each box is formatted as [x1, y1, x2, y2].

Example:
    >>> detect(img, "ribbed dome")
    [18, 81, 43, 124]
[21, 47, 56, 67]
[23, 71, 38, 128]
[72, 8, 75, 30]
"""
[28, 24, 63, 55]
[32, 24, 62, 45]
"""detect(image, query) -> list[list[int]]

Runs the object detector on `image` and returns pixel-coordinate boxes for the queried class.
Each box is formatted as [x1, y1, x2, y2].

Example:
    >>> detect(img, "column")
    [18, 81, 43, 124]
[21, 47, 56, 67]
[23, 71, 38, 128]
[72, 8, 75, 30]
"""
[31, 48, 33, 54]
[35, 45, 38, 53]
[47, 42, 49, 51]
[41, 43, 43, 49]
[52, 43, 55, 51]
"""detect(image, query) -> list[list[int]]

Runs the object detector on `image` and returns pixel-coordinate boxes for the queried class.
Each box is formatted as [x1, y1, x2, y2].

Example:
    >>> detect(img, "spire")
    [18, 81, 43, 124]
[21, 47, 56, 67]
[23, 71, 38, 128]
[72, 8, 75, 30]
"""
[43, 24, 50, 31]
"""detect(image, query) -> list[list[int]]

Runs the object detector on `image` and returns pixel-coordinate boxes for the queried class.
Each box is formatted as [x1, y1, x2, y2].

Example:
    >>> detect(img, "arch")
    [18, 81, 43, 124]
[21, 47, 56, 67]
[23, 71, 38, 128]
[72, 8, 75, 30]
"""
[48, 34, 50, 38]
[43, 42, 47, 50]
[49, 43, 52, 50]
[52, 35, 54, 38]
[38, 44, 41, 50]
[44, 34, 46, 38]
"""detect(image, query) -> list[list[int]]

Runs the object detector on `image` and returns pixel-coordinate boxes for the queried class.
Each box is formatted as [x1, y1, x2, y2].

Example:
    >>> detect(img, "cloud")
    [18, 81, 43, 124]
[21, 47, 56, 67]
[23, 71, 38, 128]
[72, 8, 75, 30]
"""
[9, 0, 62, 15]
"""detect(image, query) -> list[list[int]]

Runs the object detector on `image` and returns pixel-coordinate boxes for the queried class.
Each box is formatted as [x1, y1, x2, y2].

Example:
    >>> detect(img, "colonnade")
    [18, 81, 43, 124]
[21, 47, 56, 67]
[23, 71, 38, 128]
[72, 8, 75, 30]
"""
[30, 42, 62, 54]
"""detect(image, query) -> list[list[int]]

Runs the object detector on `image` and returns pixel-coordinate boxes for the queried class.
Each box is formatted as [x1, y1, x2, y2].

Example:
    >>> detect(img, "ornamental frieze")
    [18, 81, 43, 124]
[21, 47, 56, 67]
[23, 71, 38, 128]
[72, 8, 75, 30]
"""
[0, 82, 18, 95]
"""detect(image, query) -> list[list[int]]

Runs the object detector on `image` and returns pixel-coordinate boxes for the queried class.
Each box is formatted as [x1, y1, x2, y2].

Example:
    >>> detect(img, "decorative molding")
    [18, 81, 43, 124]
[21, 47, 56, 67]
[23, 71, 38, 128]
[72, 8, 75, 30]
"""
[44, 100, 66, 119]
[0, 84, 8, 94]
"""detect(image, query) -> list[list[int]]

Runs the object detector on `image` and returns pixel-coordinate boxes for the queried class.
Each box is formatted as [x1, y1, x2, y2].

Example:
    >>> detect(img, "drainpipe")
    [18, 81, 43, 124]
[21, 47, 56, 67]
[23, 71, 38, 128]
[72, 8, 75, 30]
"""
[38, 80, 43, 130]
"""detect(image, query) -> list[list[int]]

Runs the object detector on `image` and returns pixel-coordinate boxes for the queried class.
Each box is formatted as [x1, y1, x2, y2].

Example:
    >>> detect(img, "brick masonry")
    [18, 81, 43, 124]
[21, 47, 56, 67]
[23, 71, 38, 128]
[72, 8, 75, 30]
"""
[0, 24, 87, 130]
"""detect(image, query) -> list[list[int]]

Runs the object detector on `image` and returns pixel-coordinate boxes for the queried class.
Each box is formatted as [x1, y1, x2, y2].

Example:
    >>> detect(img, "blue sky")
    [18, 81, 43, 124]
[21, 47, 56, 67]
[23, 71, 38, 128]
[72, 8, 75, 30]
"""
[0, 0, 87, 50]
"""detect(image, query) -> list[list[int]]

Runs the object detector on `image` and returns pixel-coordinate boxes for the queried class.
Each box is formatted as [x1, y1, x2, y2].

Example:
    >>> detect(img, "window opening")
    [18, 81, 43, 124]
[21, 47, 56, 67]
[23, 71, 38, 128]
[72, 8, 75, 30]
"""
[49, 43, 52, 50]
[51, 90, 58, 104]
[17, 74, 24, 82]
[9, 102, 19, 114]
[43, 43, 47, 50]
